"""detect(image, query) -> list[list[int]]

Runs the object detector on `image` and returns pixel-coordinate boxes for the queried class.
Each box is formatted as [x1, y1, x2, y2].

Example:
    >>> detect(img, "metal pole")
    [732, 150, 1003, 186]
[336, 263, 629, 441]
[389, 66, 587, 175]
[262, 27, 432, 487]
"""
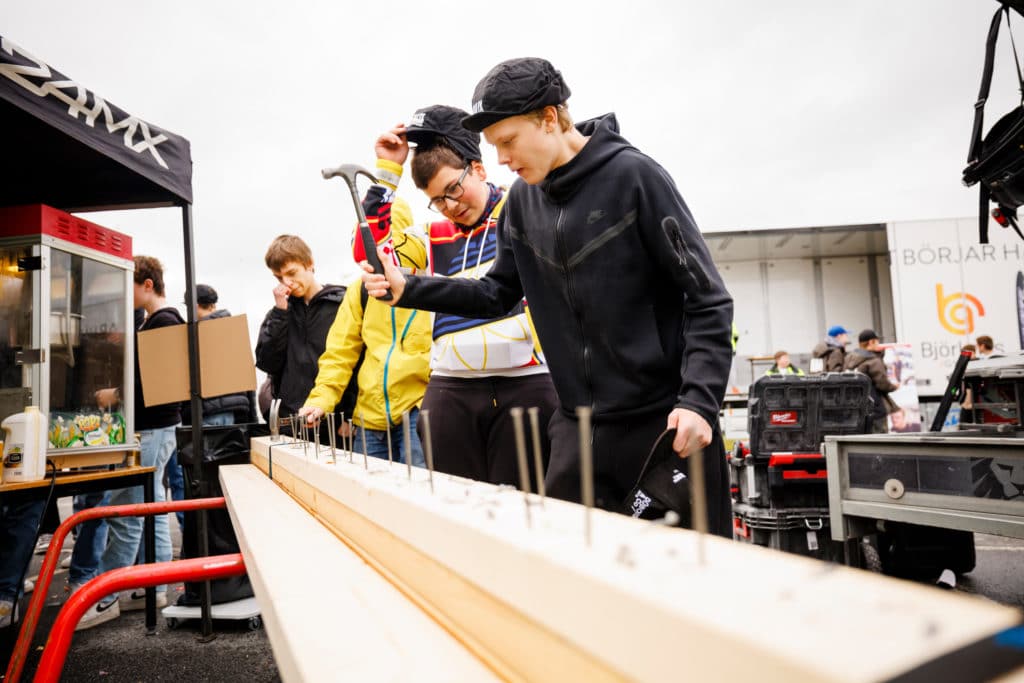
[576, 407, 594, 546]
[403, 412, 412, 479]
[528, 407, 546, 505]
[360, 412, 369, 469]
[181, 203, 213, 639]
[690, 448, 708, 565]
[510, 408, 532, 528]
[421, 410, 435, 493]
[386, 417, 394, 468]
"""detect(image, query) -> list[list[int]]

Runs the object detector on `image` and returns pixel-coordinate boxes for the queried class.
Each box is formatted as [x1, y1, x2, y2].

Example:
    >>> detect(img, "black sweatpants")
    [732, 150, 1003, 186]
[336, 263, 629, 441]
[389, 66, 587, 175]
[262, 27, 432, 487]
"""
[417, 373, 558, 487]
[545, 410, 732, 538]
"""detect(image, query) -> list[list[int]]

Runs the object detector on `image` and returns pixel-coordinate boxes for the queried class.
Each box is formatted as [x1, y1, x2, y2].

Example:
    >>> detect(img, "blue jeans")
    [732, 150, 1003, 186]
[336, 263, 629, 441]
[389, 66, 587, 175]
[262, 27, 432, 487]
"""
[352, 408, 424, 467]
[68, 491, 110, 585]
[0, 500, 45, 602]
[98, 425, 177, 599]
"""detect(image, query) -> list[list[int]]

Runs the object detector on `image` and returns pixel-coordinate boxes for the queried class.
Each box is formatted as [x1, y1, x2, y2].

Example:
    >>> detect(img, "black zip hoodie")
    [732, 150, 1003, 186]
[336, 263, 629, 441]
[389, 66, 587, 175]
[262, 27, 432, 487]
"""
[255, 284, 347, 415]
[401, 114, 733, 427]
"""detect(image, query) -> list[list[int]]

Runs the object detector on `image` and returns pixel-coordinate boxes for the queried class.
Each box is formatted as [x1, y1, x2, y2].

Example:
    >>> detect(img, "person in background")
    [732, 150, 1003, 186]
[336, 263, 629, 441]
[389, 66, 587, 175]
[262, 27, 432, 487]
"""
[844, 329, 900, 433]
[255, 236, 356, 443]
[166, 284, 258, 531]
[889, 408, 921, 433]
[812, 325, 848, 372]
[975, 335, 998, 359]
[0, 500, 45, 628]
[764, 350, 804, 376]
[78, 256, 183, 629]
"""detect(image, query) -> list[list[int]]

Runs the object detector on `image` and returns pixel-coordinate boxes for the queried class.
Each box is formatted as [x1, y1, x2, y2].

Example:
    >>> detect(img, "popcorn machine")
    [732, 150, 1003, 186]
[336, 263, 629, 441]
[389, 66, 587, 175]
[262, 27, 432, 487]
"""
[0, 204, 136, 467]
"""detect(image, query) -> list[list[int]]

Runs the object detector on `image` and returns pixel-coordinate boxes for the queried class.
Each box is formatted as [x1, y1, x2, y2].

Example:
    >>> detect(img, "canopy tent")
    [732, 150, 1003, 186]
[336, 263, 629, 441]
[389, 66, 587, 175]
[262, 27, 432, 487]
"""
[0, 37, 192, 209]
[0, 36, 217, 635]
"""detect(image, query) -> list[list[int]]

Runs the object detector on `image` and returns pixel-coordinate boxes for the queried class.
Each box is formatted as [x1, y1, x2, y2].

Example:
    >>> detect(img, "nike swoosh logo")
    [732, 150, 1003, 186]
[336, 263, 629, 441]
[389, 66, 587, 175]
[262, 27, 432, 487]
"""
[97, 600, 117, 613]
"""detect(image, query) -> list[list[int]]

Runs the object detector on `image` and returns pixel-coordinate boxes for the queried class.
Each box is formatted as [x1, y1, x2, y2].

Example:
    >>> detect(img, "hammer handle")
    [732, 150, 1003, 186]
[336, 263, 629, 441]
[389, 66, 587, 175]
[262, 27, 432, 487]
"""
[359, 223, 393, 301]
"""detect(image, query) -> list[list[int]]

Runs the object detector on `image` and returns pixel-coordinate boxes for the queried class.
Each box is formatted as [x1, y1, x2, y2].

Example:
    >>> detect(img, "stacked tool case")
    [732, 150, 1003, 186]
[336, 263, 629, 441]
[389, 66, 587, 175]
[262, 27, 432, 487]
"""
[731, 372, 873, 562]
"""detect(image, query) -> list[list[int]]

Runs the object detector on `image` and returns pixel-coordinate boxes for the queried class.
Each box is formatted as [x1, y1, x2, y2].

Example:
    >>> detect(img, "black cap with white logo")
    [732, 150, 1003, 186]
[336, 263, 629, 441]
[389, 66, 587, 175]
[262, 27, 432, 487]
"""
[461, 57, 571, 133]
[404, 105, 481, 162]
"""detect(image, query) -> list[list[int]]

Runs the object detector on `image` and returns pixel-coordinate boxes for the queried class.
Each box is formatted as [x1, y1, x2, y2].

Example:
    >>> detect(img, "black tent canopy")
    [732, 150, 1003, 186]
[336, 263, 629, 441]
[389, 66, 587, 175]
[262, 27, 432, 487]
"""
[0, 35, 218, 635]
[0, 36, 192, 210]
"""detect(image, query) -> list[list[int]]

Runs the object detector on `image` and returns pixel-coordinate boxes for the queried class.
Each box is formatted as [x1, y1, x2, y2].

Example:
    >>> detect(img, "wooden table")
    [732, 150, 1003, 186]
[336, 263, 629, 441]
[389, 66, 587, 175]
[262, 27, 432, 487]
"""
[0, 465, 158, 632]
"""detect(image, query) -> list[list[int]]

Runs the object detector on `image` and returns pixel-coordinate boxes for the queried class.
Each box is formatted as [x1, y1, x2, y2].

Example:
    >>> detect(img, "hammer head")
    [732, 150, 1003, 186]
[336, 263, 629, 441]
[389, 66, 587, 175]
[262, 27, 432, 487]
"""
[269, 398, 282, 441]
[321, 163, 378, 188]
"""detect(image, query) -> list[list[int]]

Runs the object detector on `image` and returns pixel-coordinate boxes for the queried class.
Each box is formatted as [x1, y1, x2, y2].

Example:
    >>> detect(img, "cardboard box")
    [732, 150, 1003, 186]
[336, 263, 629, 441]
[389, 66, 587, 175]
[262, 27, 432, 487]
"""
[137, 314, 256, 407]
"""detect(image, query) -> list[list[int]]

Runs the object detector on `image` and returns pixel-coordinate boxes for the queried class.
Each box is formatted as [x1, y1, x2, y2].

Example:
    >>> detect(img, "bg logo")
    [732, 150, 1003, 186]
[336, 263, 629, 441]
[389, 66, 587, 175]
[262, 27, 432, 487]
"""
[936, 284, 985, 335]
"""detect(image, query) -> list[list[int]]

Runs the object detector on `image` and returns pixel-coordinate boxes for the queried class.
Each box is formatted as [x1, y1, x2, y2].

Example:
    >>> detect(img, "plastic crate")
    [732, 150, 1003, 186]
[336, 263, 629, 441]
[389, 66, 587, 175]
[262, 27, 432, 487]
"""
[730, 452, 829, 508]
[748, 372, 872, 458]
[732, 503, 844, 563]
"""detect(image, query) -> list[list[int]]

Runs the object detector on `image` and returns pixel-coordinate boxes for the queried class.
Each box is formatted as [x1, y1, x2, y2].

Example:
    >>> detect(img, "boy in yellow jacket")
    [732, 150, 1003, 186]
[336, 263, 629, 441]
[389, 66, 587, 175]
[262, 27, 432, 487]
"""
[299, 199, 432, 465]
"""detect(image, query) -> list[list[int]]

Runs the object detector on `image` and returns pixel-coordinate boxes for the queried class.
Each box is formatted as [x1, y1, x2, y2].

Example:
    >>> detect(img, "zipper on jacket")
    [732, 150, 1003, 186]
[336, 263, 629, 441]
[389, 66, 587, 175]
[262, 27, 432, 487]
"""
[382, 308, 418, 428]
[554, 206, 594, 409]
[382, 308, 397, 427]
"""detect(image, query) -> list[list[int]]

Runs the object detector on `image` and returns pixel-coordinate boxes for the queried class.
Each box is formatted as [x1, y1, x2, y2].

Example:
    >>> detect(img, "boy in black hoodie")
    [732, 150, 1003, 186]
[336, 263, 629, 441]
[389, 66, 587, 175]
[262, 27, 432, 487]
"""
[79, 256, 184, 629]
[255, 235, 355, 440]
[361, 58, 734, 536]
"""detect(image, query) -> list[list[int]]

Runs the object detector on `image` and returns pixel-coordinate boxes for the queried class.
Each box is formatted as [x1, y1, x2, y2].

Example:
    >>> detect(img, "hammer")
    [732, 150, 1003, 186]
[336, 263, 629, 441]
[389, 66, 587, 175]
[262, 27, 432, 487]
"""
[321, 163, 393, 301]
[269, 398, 282, 442]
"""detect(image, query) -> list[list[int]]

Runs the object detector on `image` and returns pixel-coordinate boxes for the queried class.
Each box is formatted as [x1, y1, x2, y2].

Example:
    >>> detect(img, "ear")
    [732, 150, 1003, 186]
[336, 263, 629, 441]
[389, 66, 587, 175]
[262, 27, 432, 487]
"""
[144, 278, 155, 293]
[470, 160, 487, 182]
[542, 105, 559, 132]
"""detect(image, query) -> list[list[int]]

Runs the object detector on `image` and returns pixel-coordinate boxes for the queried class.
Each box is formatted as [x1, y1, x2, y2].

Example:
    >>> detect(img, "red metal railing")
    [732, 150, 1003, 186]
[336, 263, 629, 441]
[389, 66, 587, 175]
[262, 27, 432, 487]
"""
[33, 553, 246, 682]
[5, 497, 229, 683]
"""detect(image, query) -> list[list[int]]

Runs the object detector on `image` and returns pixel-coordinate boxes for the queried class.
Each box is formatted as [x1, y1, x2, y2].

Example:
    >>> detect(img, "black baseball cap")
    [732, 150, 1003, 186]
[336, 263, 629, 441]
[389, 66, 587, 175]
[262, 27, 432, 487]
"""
[404, 105, 481, 162]
[195, 284, 217, 306]
[858, 329, 879, 343]
[461, 57, 571, 133]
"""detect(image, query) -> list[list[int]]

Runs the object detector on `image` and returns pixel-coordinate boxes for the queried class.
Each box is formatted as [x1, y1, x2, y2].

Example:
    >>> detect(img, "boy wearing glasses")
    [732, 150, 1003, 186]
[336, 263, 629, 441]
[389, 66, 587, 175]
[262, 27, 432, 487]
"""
[362, 61, 734, 535]
[345, 105, 557, 486]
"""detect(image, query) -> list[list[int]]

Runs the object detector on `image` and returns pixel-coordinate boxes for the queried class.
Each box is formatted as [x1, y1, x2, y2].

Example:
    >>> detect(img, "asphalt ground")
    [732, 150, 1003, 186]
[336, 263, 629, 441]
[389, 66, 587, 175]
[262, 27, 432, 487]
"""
[2, 502, 1021, 681]
[2, 501, 280, 682]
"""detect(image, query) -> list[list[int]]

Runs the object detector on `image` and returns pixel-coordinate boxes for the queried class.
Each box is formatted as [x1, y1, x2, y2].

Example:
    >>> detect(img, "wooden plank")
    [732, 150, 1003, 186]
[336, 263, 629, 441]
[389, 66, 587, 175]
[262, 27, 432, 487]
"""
[219, 464, 497, 683]
[0, 465, 155, 493]
[250, 436, 1024, 682]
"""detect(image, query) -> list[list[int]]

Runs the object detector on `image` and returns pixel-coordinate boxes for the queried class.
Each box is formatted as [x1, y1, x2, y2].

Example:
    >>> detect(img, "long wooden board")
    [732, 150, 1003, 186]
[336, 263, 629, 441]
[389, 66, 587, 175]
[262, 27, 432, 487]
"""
[248, 436, 1023, 682]
[219, 464, 498, 682]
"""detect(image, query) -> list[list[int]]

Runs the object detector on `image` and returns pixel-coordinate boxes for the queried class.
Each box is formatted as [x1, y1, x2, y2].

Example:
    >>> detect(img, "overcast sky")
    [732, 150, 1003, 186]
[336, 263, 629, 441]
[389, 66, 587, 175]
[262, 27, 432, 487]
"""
[2, 1, 1018, 349]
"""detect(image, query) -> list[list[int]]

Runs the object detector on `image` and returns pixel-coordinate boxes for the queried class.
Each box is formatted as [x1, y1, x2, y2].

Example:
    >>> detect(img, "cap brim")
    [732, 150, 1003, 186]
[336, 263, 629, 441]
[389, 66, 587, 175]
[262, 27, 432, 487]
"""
[461, 111, 519, 133]
[404, 126, 442, 145]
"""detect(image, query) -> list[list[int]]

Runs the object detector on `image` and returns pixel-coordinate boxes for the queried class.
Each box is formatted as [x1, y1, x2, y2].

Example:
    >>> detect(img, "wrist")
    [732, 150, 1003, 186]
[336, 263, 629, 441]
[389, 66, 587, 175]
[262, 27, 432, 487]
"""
[375, 158, 404, 191]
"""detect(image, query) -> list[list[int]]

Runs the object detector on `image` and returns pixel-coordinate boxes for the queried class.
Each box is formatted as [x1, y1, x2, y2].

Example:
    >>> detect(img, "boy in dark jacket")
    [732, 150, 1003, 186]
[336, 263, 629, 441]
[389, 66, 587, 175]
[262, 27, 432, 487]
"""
[844, 329, 900, 433]
[78, 256, 183, 629]
[361, 58, 734, 536]
[255, 236, 355, 439]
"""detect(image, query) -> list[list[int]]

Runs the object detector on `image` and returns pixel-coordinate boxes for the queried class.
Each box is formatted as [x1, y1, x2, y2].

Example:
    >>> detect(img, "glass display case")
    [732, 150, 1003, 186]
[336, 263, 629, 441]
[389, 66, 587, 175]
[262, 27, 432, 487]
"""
[0, 205, 134, 461]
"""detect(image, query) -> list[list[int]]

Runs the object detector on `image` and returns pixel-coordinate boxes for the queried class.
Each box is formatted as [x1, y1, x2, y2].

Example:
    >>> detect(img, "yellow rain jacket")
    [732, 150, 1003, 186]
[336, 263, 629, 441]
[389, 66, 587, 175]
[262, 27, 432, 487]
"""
[304, 198, 432, 430]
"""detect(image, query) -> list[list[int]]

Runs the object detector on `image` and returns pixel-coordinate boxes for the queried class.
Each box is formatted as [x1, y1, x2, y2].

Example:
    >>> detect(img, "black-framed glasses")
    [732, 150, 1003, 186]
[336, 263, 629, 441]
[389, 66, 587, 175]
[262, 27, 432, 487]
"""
[427, 165, 471, 213]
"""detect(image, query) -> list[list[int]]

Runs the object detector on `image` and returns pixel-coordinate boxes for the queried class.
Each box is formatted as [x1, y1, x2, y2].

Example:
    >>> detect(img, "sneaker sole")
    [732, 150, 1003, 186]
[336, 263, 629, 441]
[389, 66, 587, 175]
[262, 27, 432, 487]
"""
[75, 603, 120, 631]
[120, 593, 168, 611]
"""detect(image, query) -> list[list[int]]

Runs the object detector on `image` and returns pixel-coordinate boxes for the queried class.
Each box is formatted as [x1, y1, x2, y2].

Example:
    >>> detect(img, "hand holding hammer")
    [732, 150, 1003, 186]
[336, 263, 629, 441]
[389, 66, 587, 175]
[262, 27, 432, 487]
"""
[321, 163, 394, 302]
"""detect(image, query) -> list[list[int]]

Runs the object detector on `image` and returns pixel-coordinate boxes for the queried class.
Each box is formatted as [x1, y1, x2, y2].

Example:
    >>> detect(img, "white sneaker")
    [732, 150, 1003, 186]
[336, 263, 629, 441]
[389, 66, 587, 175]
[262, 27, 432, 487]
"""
[75, 599, 120, 631]
[23, 579, 34, 594]
[119, 590, 168, 611]
[60, 555, 72, 569]
[0, 599, 15, 629]
[65, 581, 86, 596]
[34, 534, 53, 555]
